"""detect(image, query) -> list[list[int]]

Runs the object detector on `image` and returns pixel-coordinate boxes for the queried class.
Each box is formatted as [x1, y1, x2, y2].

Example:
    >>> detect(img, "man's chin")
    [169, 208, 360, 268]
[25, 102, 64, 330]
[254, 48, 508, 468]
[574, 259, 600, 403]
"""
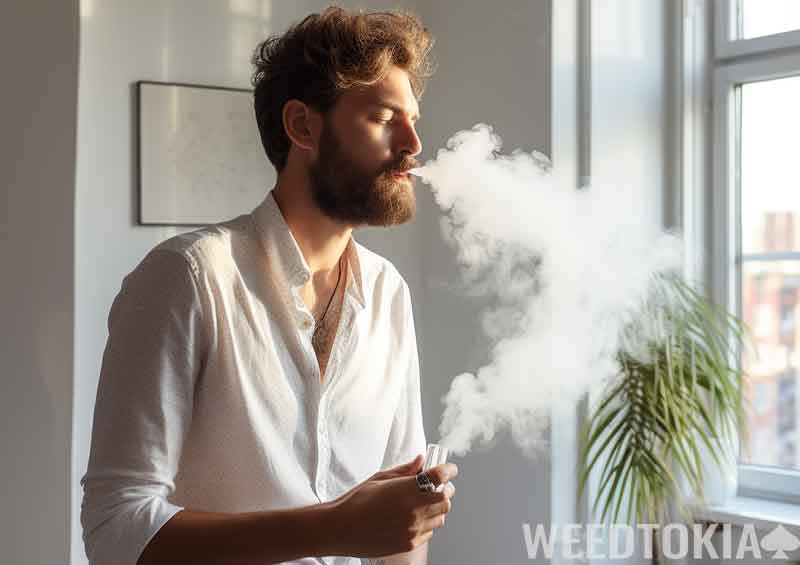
[312, 174, 416, 226]
[357, 177, 412, 226]
[370, 194, 416, 227]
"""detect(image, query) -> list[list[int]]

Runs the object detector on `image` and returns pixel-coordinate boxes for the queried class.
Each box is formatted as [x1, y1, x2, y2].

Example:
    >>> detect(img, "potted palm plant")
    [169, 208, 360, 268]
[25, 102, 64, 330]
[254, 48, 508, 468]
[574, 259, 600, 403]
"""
[578, 273, 751, 564]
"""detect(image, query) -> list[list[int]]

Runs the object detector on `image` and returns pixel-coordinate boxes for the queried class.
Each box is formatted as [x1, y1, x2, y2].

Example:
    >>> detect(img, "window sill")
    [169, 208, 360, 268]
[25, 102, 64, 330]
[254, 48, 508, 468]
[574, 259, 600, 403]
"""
[693, 496, 800, 538]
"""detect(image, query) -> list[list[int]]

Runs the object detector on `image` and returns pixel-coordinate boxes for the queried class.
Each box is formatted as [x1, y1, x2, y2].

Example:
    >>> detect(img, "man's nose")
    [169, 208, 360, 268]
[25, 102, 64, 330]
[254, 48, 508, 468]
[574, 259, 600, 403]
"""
[396, 122, 422, 158]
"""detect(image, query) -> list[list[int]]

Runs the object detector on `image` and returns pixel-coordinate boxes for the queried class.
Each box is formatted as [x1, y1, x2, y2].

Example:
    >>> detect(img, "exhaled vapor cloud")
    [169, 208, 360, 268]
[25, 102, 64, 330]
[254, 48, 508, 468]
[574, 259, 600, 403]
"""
[411, 124, 683, 458]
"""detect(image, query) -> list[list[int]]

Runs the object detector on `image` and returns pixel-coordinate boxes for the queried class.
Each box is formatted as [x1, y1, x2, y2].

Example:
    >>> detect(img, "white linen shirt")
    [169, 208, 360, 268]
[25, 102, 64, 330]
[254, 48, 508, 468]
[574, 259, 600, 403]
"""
[79, 190, 427, 565]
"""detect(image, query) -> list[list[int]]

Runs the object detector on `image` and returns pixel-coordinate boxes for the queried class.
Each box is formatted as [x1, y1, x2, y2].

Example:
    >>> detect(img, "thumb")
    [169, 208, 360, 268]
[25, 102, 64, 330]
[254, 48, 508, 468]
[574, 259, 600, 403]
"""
[371, 454, 424, 480]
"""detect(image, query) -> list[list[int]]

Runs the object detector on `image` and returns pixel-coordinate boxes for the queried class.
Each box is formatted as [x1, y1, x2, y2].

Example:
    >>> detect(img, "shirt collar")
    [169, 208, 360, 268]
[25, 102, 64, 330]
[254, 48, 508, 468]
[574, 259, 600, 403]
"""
[251, 190, 366, 309]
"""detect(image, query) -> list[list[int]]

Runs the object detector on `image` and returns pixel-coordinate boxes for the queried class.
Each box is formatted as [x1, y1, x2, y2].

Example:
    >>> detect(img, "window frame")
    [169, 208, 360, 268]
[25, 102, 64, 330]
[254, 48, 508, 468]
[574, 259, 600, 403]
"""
[715, 0, 800, 60]
[711, 1, 800, 506]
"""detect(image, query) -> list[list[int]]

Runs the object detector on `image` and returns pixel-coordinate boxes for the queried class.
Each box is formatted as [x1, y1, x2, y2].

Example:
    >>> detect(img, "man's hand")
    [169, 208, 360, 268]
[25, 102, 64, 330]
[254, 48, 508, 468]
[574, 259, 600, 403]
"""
[329, 454, 458, 558]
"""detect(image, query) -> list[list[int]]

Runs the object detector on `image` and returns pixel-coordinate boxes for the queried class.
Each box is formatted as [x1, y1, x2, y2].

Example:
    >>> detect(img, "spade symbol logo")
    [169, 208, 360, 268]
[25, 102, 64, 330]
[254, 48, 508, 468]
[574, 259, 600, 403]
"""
[760, 525, 800, 559]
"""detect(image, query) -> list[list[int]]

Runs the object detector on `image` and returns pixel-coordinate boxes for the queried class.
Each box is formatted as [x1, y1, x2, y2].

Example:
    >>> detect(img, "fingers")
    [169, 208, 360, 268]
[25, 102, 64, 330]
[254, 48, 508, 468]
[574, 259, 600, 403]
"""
[409, 472, 456, 503]
[372, 454, 424, 480]
[422, 496, 452, 519]
[424, 482, 456, 498]
[424, 462, 459, 487]
[420, 510, 449, 532]
[412, 472, 456, 539]
[408, 463, 457, 526]
[401, 454, 424, 473]
[417, 481, 455, 520]
[442, 481, 455, 498]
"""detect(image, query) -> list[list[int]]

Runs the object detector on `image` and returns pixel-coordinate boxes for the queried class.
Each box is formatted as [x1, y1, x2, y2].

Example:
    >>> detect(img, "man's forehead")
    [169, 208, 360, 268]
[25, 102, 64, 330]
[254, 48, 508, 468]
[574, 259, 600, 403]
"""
[366, 95, 420, 119]
[348, 73, 420, 117]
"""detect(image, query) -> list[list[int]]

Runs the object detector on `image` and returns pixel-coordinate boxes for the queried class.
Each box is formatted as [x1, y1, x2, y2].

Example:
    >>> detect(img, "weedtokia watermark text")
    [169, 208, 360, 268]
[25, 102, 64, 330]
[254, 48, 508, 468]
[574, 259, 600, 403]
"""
[522, 522, 800, 560]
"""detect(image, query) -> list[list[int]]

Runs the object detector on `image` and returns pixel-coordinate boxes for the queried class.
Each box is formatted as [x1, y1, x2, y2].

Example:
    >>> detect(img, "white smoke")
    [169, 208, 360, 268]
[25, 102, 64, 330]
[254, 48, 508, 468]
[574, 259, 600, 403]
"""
[411, 124, 683, 458]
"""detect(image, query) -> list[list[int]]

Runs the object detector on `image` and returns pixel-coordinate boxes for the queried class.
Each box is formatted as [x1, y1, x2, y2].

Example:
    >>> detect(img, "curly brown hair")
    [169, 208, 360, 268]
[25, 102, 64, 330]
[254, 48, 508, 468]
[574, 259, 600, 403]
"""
[250, 6, 435, 172]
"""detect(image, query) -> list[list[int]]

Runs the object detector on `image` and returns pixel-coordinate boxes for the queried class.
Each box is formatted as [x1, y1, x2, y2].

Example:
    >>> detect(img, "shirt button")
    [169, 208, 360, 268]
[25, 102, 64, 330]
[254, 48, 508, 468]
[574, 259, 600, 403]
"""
[300, 318, 312, 330]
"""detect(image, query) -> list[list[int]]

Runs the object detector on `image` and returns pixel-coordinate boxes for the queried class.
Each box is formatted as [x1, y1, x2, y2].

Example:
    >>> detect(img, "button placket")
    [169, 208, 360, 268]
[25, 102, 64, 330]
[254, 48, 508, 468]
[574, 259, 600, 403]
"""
[316, 393, 331, 498]
[288, 267, 315, 333]
[314, 295, 358, 500]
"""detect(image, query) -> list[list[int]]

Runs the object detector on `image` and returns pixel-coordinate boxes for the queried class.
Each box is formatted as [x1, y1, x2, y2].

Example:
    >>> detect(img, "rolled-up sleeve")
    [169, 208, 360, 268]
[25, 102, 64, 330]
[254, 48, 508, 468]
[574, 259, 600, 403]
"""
[381, 281, 427, 470]
[80, 248, 208, 565]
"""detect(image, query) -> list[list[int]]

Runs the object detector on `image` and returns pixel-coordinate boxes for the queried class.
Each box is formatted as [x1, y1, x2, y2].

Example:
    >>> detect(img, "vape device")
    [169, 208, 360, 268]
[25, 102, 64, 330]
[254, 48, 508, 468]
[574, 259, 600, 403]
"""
[422, 443, 449, 493]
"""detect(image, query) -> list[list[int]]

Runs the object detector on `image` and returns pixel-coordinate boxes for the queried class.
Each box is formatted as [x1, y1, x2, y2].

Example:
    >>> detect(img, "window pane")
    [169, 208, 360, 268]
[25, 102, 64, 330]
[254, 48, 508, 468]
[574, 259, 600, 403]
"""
[741, 0, 800, 39]
[741, 76, 800, 255]
[740, 260, 800, 470]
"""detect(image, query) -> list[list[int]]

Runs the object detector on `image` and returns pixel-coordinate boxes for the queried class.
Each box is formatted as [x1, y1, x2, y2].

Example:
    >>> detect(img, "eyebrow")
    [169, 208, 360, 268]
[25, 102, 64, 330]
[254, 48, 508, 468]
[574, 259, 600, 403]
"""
[372, 102, 420, 122]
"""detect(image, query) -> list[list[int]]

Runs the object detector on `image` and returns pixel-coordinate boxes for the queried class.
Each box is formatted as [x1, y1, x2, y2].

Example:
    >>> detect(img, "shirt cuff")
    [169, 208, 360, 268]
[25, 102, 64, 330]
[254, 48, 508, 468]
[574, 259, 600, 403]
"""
[81, 480, 185, 565]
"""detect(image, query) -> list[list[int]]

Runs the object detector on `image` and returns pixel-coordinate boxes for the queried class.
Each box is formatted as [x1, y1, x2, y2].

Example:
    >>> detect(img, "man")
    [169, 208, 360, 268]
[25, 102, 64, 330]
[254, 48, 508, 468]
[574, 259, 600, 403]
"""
[79, 6, 457, 565]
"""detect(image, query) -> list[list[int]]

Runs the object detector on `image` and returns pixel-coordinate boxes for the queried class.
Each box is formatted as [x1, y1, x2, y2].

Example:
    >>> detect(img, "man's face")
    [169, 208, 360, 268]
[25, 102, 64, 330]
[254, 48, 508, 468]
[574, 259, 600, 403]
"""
[308, 66, 422, 227]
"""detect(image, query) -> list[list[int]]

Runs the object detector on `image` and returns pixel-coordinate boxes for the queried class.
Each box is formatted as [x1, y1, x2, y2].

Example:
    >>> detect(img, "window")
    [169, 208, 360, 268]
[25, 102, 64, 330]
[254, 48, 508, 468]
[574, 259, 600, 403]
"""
[716, 0, 800, 59]
[713, 0, 800, 504]
[740, 0, 800, 40]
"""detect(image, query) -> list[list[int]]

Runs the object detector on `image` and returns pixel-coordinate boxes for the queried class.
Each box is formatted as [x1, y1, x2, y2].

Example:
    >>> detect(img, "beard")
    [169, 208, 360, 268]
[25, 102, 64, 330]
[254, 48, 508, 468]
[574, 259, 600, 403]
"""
[308, 120, 418, 226]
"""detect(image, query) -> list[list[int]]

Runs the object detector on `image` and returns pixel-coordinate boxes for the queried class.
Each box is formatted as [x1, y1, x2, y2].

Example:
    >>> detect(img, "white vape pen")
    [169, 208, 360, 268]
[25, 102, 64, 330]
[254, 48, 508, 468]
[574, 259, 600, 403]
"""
[422, 443, 449, 493]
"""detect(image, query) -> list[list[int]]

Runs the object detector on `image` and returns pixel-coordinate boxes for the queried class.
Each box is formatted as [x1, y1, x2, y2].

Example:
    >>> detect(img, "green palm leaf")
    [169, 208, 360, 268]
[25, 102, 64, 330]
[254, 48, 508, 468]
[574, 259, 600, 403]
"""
[578, 272, 750, 528]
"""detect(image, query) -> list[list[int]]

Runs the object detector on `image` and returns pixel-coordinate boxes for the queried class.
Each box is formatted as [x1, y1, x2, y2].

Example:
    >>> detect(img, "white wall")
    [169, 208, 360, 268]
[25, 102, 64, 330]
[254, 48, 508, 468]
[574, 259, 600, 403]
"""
[0, 2, 79, 564]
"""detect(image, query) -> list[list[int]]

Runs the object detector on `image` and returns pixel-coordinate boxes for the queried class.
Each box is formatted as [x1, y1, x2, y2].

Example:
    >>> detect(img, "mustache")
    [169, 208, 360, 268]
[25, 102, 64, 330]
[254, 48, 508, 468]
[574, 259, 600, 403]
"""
[381, 156, 420, 175]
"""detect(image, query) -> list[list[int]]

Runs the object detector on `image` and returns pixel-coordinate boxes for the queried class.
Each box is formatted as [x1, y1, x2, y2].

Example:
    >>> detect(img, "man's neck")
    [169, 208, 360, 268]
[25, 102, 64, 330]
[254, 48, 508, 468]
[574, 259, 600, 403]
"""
[271, 172, 353, 277]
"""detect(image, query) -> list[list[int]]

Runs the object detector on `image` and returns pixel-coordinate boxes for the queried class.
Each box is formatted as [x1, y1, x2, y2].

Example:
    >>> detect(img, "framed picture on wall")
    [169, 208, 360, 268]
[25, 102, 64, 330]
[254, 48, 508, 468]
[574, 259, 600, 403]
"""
[136, 80, 275, 226]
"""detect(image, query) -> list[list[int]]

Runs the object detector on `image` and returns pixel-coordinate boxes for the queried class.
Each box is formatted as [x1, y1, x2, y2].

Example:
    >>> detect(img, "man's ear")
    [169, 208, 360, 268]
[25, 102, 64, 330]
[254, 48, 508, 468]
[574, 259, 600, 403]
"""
[282, 99, 321, 154]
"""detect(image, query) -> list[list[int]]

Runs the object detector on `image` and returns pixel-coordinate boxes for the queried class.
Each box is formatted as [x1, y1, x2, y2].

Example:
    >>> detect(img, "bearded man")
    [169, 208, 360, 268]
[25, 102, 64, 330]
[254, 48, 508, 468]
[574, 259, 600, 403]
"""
[80, 6, 458, 565]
